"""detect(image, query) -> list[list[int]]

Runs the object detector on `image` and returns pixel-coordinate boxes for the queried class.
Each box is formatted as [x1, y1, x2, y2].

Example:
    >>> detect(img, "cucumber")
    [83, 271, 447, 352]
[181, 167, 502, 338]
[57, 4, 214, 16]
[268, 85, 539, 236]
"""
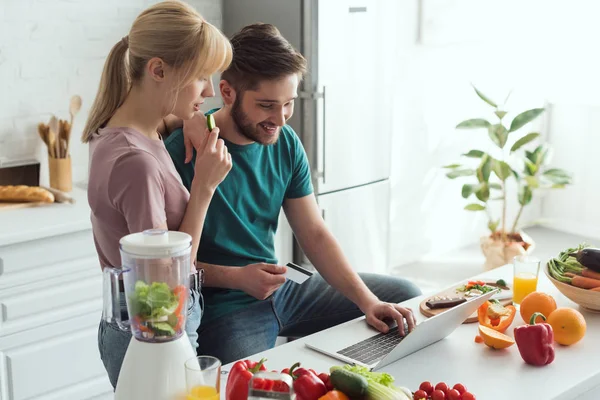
[330, 368, 368, 398]
[207, 114, 216, 131]
[150, 322, 175, 336]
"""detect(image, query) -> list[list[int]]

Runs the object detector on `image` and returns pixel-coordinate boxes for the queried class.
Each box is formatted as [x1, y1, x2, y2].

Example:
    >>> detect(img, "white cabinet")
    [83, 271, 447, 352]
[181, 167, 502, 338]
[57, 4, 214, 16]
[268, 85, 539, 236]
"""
[0, 190, 113, 400]
[317, 180, 390, 275]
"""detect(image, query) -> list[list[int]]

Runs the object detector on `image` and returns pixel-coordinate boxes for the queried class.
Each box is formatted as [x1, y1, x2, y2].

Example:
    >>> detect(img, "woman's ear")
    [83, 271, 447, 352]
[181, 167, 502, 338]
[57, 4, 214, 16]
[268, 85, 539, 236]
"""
[147, 57, 166, 82]
[219, 80, 236, 105]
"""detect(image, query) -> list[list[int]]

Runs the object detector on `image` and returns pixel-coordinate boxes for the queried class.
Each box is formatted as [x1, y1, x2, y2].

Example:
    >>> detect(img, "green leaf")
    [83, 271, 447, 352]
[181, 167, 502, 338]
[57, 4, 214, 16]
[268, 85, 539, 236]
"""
[518, 185, 533, 206]
[492, 160, 512, 181]
[488, 219, 499, 232]
[462, 150, 485, 158]
[524, 176, 539, 188]
[524, 159, 538, 176]
[475, 183, 490, 202]
[509, 108, 545, 132]
[511, 168, 520, 179]
[456, 119, 492, 129]
[543, 168, 573, 185]
[477, 154, 492, 182]
[446, 169, 475, 179]
[488, 124, 509, 148]
[472, 86, 498, 108]
[465, 203, 486, 211]
[462, 184, 477, 198]
[494, 110, 507, 120]
[510, 132, 540, 152]
[443, 163, 462, 169]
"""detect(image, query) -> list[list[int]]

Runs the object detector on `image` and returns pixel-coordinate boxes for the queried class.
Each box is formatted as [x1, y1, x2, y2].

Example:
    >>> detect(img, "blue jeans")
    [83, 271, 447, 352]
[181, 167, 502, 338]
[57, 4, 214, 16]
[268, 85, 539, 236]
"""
[195, 273, 421, 365]
[98, 288, 202, 389]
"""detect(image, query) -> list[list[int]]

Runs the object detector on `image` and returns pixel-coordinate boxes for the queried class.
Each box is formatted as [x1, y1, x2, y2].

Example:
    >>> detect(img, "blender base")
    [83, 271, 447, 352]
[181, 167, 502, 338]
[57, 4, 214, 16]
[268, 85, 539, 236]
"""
[115, 332, 196, 400]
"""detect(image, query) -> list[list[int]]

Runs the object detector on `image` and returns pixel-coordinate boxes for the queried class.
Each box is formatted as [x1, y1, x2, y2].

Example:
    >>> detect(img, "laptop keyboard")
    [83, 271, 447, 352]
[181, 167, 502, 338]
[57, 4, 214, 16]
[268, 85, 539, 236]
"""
[336, 322, 411, 365]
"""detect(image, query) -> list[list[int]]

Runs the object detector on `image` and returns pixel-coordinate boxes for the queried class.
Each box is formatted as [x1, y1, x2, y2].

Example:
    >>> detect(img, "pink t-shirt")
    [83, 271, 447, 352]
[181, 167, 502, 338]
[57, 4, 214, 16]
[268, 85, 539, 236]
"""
[87, 127, 190, 268]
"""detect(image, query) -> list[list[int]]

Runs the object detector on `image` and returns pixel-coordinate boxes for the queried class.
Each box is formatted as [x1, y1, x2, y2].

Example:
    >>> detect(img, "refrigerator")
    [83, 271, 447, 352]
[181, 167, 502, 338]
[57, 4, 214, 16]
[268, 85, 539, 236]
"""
[223, 0, 396, 275]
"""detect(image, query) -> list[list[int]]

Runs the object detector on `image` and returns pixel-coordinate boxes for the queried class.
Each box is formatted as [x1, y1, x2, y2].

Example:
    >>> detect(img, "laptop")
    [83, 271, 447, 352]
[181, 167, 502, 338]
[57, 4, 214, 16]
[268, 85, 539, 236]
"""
[304, 288, 499, 371]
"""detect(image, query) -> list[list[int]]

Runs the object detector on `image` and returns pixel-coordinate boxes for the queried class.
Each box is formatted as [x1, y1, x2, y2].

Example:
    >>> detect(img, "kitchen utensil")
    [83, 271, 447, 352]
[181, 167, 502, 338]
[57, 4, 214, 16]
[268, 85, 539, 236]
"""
[103, 229, 196, 400]
[48, 116, 60, 159]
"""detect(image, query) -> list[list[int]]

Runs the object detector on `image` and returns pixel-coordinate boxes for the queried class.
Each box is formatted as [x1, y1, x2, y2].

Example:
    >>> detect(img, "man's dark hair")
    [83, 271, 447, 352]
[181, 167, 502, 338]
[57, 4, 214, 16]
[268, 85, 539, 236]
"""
[221, 23, 307, 92]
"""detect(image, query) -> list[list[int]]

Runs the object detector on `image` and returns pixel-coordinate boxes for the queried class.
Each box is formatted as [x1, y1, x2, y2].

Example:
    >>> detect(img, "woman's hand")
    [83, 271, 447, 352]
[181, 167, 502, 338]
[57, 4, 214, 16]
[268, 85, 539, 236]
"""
[182, 112, 208, 163]
[191, 126, 232, 193]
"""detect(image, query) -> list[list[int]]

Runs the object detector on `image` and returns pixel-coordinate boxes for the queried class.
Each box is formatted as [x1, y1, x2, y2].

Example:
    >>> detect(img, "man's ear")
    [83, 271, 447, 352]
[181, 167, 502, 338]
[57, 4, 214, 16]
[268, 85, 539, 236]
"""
[220, 80, 237, 105]
[147, 58, 166, 82]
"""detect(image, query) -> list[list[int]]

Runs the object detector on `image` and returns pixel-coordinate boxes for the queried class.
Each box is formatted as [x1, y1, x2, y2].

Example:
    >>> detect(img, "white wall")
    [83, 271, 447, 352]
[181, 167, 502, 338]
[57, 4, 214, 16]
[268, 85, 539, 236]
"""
[387, 0, 597, 267]
[0, 0, 223, 187]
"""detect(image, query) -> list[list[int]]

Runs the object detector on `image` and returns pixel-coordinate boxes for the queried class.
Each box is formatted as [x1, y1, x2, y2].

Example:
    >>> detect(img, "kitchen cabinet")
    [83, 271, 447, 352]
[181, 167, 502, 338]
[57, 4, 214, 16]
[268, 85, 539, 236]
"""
[0, 188, 114, 400]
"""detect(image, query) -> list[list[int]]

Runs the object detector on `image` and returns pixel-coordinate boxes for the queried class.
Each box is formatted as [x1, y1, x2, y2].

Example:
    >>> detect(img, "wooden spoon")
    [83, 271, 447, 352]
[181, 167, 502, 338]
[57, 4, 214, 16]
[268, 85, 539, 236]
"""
[48, 116, 60, 159]
[68, 95, 82, 152]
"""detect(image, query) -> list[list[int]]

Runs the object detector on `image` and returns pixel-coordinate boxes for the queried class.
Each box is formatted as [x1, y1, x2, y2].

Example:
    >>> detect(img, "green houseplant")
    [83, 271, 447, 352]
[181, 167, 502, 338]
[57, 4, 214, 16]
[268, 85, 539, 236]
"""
[444, 86, 573, 270]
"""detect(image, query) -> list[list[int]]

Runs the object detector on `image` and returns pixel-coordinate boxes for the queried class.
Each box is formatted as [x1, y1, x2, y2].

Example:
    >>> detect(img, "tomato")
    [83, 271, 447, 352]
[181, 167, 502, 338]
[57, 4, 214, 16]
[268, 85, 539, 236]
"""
[432, 389, 446, 400]
[435, 382, 449, 394]
[419, 381, 434, 395]
[462, 392, 476, 400]
[413, 389, 428, 400]
[452, 384, 467, 394]
[447, 389, 461, 400]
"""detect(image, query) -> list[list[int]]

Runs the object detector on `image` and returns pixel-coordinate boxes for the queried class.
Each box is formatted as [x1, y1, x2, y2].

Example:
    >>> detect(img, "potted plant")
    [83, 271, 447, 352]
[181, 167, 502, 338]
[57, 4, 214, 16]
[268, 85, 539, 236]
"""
[444, 86, 573, 270]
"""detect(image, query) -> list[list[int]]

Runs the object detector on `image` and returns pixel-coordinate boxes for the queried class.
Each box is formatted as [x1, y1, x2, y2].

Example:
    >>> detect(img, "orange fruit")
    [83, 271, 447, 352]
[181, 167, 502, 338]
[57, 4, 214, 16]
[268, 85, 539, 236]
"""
[478, 325, 515, 349]
[547, 307, 586, 345]
[519, 292, 557, 324]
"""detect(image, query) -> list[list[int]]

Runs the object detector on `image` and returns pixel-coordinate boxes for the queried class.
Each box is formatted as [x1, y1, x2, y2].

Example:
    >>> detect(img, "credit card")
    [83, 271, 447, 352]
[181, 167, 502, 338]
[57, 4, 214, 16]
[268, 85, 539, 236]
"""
[284, 262, 313, 284]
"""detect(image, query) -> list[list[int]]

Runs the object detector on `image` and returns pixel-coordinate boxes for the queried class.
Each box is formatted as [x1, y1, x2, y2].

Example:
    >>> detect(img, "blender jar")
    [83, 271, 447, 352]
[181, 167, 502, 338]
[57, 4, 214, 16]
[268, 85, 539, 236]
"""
[103, 229, 193, 342]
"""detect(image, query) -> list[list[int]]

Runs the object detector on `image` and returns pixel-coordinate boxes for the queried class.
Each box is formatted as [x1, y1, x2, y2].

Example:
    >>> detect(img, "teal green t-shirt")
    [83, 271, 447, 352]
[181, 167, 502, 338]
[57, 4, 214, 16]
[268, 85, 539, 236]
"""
[164, 109, 314, 322]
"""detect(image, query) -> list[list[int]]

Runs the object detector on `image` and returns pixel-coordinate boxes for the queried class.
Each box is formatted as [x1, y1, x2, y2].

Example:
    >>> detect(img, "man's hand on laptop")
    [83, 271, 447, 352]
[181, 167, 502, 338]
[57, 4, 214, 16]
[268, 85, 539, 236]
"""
[232, 263, 288, 300]
[363, 301, 416, 336]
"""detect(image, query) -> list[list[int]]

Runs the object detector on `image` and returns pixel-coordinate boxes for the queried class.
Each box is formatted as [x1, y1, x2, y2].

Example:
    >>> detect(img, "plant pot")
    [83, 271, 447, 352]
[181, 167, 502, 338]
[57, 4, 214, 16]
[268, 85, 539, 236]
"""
[480, 231, 536, 271]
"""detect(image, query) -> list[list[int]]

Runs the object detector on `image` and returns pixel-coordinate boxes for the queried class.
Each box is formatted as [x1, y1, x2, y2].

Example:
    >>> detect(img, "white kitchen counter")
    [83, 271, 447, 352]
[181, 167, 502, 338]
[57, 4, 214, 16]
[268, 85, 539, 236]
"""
[0, 186, 91, 247]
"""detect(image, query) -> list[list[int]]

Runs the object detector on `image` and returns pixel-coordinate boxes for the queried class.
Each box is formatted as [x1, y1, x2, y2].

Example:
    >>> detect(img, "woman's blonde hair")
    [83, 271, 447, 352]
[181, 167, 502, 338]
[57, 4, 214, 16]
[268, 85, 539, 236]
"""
[81, 0, 232, 143]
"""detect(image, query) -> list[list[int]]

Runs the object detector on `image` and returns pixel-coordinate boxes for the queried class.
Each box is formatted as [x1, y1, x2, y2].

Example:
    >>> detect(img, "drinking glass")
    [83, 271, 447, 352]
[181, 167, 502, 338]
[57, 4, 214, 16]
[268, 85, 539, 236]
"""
[513, 255, 541, 306]
[184, 356, 221, 400]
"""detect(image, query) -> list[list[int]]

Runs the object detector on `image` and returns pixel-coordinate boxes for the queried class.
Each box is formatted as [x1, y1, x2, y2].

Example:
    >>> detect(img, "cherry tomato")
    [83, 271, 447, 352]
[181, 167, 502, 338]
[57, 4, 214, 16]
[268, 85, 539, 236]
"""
[462, 392, 476, 400]
[447, 389, 461, 400]
[413, 389, 428, 400]
[432, 389, 446, 400]
[435, 382, 449, 394]
[419, 381, 434, 395]
[452, 383, 467, 394]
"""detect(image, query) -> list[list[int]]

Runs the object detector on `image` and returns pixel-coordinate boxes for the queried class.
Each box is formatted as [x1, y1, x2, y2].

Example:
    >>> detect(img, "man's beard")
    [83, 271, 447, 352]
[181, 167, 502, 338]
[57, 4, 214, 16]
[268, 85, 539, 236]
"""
[231, 97, 279, 145]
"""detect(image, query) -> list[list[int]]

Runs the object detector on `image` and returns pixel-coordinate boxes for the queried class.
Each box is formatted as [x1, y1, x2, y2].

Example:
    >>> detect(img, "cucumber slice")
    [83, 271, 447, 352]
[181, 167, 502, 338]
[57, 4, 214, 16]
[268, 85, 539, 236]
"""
[207, 114, 216, 131]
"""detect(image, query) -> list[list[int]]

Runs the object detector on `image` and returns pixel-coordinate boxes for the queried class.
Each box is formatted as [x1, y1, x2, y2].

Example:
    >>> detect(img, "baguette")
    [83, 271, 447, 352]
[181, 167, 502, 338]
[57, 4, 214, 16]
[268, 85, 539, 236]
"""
[0, 185, 55, 203]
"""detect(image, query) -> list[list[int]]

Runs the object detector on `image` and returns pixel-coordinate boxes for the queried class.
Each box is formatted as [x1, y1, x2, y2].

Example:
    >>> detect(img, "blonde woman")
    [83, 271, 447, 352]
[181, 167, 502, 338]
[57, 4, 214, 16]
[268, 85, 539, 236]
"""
[82, 0, 232, 389]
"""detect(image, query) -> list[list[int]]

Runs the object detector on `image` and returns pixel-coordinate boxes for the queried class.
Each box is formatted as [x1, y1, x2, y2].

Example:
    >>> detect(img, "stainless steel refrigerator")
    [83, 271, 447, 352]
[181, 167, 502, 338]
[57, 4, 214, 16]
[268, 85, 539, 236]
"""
[223, 0, 395, 274]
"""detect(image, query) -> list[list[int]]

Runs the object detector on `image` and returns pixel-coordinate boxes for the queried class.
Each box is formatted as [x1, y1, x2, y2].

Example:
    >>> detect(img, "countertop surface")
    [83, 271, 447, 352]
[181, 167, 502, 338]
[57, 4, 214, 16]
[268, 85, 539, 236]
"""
[0, 187, 91, 247]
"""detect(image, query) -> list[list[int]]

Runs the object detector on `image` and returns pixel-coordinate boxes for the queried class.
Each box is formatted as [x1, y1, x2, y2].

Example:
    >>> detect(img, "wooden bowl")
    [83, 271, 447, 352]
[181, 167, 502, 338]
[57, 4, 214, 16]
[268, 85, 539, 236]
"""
[544, 263, 600, 312]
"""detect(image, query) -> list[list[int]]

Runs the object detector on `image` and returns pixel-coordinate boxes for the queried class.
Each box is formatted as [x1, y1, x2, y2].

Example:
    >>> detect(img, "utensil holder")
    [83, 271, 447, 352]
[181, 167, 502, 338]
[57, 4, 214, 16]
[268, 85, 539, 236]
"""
[49, 156, 72, 192]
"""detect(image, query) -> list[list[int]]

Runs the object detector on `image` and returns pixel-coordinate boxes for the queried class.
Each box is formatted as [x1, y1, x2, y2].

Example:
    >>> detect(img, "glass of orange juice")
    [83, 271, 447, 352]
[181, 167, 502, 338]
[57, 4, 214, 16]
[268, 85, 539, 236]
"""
[513, 255, 541, 306]
[184, 356, 221, 400]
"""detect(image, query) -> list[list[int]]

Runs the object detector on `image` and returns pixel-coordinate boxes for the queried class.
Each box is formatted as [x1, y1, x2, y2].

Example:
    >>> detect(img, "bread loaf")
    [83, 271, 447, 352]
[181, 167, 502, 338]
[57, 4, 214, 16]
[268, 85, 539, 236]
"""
[0, 185, 55, 203]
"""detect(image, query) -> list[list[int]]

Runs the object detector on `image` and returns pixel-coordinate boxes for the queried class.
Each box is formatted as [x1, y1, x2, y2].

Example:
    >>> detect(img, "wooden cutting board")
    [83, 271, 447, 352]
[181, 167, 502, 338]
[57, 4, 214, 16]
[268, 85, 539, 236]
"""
[0, 201, 50, 210]
[419, 281, 513, 324]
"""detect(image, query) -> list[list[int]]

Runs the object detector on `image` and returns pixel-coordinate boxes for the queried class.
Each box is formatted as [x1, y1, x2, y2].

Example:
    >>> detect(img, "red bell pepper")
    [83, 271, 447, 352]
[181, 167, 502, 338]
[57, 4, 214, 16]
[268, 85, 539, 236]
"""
[225, 358, 267, 400]
[514, 312, 555, 366]
[287, 362, 328, 400]
[317, 372, 334, 391]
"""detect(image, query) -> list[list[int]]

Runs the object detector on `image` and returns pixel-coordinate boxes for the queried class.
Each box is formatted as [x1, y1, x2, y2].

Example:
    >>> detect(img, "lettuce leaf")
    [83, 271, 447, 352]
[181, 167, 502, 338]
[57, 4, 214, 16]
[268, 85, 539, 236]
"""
[341, 364, 395, 387]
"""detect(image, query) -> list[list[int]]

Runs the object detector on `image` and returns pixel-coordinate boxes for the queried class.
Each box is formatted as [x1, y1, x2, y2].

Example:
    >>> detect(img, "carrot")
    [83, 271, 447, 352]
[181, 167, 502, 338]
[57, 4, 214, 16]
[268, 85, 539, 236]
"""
[582, 268, 600, 281]
[565, 272, 579, 278]
[571, 275, 600, 289]
[591, 287, 600, 292]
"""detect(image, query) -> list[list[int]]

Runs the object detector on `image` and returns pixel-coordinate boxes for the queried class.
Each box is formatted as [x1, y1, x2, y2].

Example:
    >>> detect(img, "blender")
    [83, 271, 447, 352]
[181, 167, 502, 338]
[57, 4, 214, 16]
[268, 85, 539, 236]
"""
[103, 229, 197, 400]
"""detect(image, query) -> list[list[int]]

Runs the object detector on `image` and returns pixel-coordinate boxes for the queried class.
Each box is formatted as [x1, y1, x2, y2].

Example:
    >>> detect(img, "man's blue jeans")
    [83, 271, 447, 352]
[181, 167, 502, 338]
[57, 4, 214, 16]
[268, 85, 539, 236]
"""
[195, 273, 422, 365]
